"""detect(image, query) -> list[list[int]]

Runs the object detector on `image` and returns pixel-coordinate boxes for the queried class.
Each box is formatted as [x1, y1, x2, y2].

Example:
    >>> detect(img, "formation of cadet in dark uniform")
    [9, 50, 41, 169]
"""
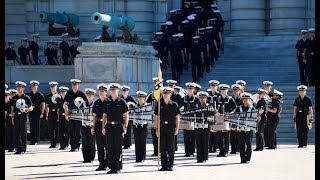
[295, 28, 315, 86]
[152, 0, 224, 83]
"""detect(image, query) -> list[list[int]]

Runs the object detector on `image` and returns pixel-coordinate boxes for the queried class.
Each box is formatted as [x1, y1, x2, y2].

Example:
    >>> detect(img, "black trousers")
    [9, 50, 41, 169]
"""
[151, 128, 158, 154]
[208, 132, 217, 152]
[195, 128, 209, 162]
[230, 130, 240, 152]
[95, 121, 108, 167]
[191, 61, 201, 82]
[183, 130, 195, 155]
[69, 120, 81, 149]
[81, 126, 96, 162]
[298, 60, 307, 85]
[160, 125, 175, 169]
[123, 121, 133, 148]
[217, 131, 230, 155]
[171, 60, 181, 81]
[306, 59, 314, 86]
[29, 110, 41, 144]
[6, 118, 15, 150]
[14, 115, 27, 152]
[267, 118, 279, 148]
[133, 124, 148, 161]
[264, 121, 269, 147]
[48, 112, 59, 146]
[256, 118, 266, 150]
[296, 114, 309, 146]
[59, 115, 69, 148]
[239, 131, 253, 162]
[106, 124, 123, 171]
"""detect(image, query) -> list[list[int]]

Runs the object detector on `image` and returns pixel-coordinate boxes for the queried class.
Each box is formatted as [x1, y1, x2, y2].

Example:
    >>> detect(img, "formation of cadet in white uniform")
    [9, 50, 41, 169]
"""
[5, 77, 313, 173]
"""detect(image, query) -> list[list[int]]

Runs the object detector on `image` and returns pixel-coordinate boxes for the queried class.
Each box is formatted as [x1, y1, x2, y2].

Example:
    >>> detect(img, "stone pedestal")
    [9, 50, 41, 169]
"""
[75, 42, 158, 93]
[269, 0, 306, 35]
[230, 0, 266, 36]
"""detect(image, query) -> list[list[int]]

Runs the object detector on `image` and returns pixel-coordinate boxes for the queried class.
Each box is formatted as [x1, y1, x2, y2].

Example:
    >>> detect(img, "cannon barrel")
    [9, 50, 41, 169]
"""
[39, 11, 79, 27]
[91, 12, 135, 32]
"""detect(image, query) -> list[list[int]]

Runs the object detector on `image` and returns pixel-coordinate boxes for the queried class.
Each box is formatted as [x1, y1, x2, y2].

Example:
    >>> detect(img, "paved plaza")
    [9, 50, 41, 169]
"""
[5, 143, 315, 180]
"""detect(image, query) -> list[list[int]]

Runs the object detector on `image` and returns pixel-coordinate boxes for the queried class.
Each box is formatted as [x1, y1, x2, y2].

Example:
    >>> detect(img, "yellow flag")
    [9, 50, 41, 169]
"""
[153, 63, 162, 101]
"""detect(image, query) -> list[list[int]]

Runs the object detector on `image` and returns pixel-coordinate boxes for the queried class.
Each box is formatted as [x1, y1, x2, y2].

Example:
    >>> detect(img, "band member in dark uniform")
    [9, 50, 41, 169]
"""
[81, 88, 96, 163]
[59, 33, 72, 65]
[295, 30, 308, 85]
[133, 91, 149, 162]
[27, 80, 45, 145]
[18, 38, 30, 65]
[293, 85, 313, 148]
[5, 90, 15, 152]
[64, 79, 88, 152]
[120, 85, 137, 149]
[28, 33, 40, 65]
[236, 80, 246, 93]
[194, 91, 210, 163]
[254, 88, 268, 151]
[262, 80, 273, 147]
[166, 80, 183, 151]
[45, 81, 60, 148]
[215, 84, 237, 157]
[92, 83, 109, 171]
[182, 82, 199, 157]
[5, 40, 18, 64]
[230, 84, 242, 154]
[69, 38, 80, 65]
[102, 83, 129, 174]
[11, 81, 33, 154]
[154, 87, 180, 171]
[305, 28, 315, 86]
[207, 80, 220, 153]
[234, 92, 256, 163]
[57, 86, 69, 150]
[266, 89, 283, 149]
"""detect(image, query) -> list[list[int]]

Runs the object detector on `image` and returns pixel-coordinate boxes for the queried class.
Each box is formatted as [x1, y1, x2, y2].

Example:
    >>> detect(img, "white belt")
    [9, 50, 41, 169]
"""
[195, 123, 208, 129]
[51, 109, 56, 112]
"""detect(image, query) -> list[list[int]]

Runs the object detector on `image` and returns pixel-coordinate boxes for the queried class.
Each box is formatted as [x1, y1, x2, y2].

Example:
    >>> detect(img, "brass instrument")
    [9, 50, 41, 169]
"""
[51, 94, 61, 104]
[16, 98, 27, 110]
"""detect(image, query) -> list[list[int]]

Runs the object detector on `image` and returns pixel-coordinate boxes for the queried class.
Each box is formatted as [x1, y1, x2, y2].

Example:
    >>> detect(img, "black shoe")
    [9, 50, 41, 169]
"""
[14, 150, 22, 154]
[217, 154, 222, 157]
[123, 146, 130, 149]
[8, 149, 14, 152]
[49, 145, 56, 148]
[241, 160, 247, 163]
[75, 148, 79, 151]
[107, 169, 117, 174]
[152, 153, 158, 156]
[298, 145, 304, 148]
[253, 149, 262, 151]
[96, 166, 106, 171]
[184, 154, 191, 157]
[29, 142, 35, 145]
[136, 160, 142, 163]
[266, 147, 276, 150]
[222, 154, 227, 157]
[83, 160, 92, 163]
[159, 167, 167, 171]
[167, 167, 173, 171]
[230, 151, 237, 154]
[70, 149, 75, 152]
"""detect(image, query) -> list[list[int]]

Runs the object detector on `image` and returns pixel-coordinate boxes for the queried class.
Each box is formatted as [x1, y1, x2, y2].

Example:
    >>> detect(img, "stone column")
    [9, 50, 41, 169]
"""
[269, 0, 306, 35]
[153, 0, 168, 33]
[230, 0, 266, 36]
[75, 42, 159, 93]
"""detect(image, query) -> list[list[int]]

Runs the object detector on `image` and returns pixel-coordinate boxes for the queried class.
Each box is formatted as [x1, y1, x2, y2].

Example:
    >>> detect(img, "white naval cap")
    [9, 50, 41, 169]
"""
[31, 33, 40, 37]
[5, 84, 8, 89]
[71, 37, 79, 41]
[59, 86, 69, 92]
[301, 30, 308, 33]
[166, 79, 177, 84]
[273, 89, 283, 96]
[9, 89, 18, 94]
[5, 90, 10, 96]
[192, 36, 200, 40]
[61, 33, 69, 37]
[210, 18, 217, 21]
[187, 15, 195, 20]
[263, 81, 273, 86]
[197, 91, 209, 97]
[209, 80, 220, 85]
[308, 28, 315, 32]
[30, 80, 40, 85]
[152, 40, 159, 43]
[70, 79, 81, 83]
[20, 37, 28, 41]
[15, 81, 27, 87]
[8, 40, 15, 44]
[177, 33, 184, 37]
[84, 88, 96, 94]
[257, 88, 268, 94]
[231, 84, 241, 90]
[297, 85, 307, 91]
[236, 80, 246, 86]
[198, 28, 205, 31]
[219, 84, 230, 90]
[156, 31, 163, 35]
[97, 83, 108, 90]
[94, 35, 102, 40]
[108, 83, 121, 90]
[194, 83, 202, 89]
[169, 9, 177, 13]
[174, 86, 182, 90]
[48, 81, 59, 86]
[161, 86, 174, 93]
[213, 10, 221, 13]
[185, 82, 196, 88]
[121, 85, 130, 90]
[181, 20, 189, 24]
[166, 21, 173, 26]
[205, 26, 213, 30]
[210, 4, 218, 8]
[136, 90, 147, 97]
[194, 6, 202, 9]
[240, 92, 253, 99]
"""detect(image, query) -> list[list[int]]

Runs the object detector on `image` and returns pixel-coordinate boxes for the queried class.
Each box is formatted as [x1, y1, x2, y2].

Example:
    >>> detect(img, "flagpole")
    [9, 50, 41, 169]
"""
[157, 98, 161, 170]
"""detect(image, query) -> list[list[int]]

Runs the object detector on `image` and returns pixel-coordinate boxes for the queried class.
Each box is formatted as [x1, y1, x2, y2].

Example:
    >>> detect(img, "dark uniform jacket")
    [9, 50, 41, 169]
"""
[11, 93, 33, 117]
[154, 99, 180, 127]
[5, 47, 17, 60]
[18, 45, 29, 65]
[295, 39, 308, 61]
[27, 91, 45, 112]
[293, 96, 312, 116]
[103, 96, 129, 124]
[217, 95, 237, 114]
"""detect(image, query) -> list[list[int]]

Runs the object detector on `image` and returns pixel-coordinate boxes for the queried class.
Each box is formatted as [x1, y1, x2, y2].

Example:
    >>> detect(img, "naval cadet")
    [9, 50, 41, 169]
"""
[45, 81, 60, 148]
[293, 85, 313, 148]
[59, 33, 72, 65]
[230, 84, 242, 154]
[27, 80, 45, 145]
[295, 30, 308, 85]
[28, 33, 40, 65]
[11, 81, 33, 154]
[57, 86, 70, 150]
[81, 88, 96, 163]
[154, 87, 180, 171]
[236, 80, 246, 93]
[5, 40, 18, 64]
[254, 88, 268, 151]
[305, 28, 315, 86]
[92, 83, 109, 171]
[102, 83, 129, 174]
[262, 81, 274, 147]
[190, 36, 204, 83]
[69, 38, 80, 65]
[5, 90, 15, 152]
[18, 38, 30, 65]
[44, 40, 57, 65]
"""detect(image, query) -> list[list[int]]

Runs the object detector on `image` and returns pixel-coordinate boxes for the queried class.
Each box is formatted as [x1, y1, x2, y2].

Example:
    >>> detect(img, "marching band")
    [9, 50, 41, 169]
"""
[4, 78, 314, 173]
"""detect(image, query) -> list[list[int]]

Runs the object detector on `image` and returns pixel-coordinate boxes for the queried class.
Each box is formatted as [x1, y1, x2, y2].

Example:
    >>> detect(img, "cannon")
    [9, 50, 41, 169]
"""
[39, 11, 80, 37]
[91, 12, 138, 44]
